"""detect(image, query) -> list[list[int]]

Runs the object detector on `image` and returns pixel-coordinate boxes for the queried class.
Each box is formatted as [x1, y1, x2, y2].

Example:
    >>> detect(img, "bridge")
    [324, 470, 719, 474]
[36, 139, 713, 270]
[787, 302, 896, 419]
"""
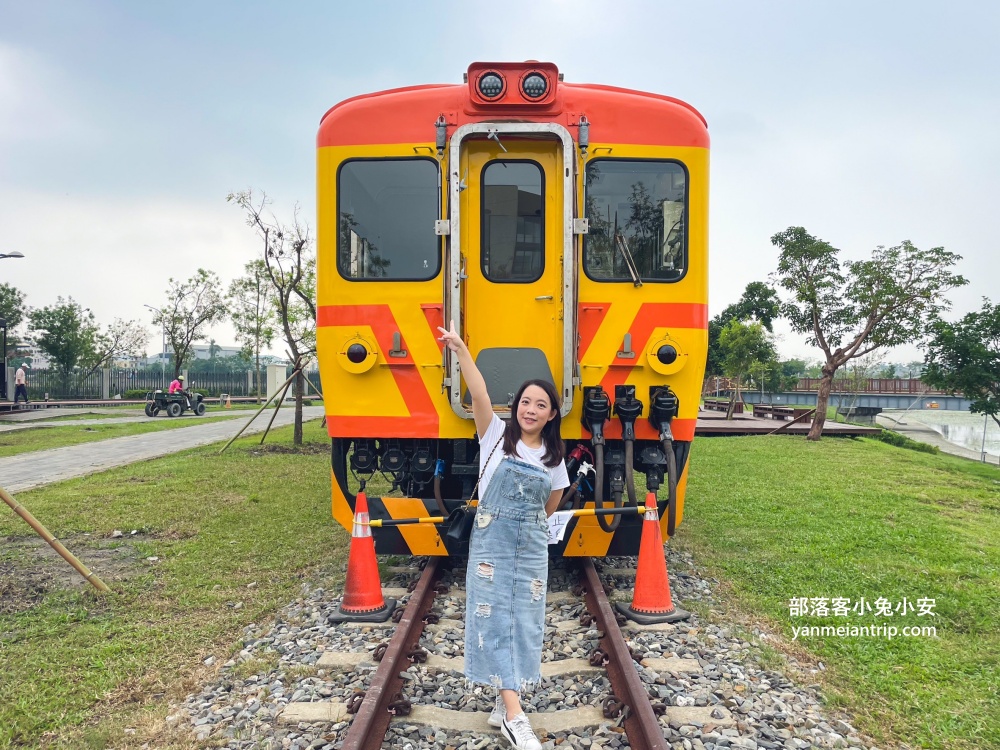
[706, 377, 972, 412]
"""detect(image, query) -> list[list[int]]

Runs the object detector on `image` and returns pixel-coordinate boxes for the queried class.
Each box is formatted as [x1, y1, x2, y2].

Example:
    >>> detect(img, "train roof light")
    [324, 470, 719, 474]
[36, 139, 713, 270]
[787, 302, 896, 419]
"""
[477, 71, 505, 100]
[467, 62, 559, 107]
[521, 72, 548, 99]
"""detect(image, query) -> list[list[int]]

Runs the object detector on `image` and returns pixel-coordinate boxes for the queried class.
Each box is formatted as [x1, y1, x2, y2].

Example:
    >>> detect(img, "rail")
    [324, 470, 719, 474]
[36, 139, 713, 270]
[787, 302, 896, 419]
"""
[580, 558, 669, 750]
[339, 557, 443, 750]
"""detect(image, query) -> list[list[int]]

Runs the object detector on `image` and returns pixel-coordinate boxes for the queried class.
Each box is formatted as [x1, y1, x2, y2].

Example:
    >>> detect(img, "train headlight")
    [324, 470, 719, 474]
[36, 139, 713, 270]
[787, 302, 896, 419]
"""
[656, 345, 678, 365]
[347, 343, 367, 364]
[339, 335, 377, 373]
[478, 72, 505, 100]
[647, 335, 686, 375]
[521, 72, 548, 99]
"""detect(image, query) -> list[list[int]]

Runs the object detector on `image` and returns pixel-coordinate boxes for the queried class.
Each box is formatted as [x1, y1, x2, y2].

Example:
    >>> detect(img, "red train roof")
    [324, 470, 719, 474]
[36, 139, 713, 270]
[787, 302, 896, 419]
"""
[318, 66, 709, 150]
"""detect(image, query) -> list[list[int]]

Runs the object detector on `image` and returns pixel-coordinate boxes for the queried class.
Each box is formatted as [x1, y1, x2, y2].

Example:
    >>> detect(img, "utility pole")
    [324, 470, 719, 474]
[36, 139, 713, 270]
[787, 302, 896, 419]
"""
[144, 304, 166, 388]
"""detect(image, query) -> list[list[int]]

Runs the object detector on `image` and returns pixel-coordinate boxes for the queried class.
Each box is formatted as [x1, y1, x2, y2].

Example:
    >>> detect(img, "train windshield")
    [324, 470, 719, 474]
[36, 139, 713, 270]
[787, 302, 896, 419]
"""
[583, 160, 687, 283]
[337, 158, 440, 281]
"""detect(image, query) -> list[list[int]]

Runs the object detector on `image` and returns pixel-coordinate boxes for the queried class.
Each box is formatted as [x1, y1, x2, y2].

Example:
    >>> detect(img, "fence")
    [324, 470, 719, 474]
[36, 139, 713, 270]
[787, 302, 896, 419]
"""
[791, 378, 947, 395]
[7, 367, 321, 401]
[703, 377, 951, 398]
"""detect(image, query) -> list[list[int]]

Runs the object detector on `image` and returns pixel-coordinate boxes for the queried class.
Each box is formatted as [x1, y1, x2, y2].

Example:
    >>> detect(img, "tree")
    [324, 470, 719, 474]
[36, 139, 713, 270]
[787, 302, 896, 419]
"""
[923, 299, 1000, 431]
[228, 259, 277, 402]
[0, 283, 27, 359]
[707, 281, 781, 377]
[771, 226, 967, 440]
[80, 319, 149, 376]
[153, 270, 228, 377]
[28, 297, 99, 392]
[229, 189, 316, 445]
[718, 319, 776, 419]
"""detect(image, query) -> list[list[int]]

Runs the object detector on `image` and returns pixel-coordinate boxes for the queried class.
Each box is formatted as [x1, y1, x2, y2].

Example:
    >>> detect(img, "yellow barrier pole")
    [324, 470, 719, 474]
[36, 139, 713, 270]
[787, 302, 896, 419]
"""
[367, 506, 644, 527]
[0, 486, 110, 593]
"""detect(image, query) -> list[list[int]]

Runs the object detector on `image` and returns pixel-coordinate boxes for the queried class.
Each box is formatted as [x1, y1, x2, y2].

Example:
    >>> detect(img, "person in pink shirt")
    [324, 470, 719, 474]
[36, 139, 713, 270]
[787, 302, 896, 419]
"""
[168, 375, 185, 394]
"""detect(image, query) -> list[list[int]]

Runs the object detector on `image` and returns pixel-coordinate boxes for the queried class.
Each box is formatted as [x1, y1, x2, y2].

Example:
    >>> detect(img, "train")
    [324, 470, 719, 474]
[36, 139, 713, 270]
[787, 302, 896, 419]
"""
[316, 61, 709, 558]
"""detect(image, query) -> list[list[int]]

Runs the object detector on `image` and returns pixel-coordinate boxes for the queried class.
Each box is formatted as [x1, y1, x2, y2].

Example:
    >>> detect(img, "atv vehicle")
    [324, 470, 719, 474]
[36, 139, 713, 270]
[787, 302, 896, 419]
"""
[144, 389, 206, 417]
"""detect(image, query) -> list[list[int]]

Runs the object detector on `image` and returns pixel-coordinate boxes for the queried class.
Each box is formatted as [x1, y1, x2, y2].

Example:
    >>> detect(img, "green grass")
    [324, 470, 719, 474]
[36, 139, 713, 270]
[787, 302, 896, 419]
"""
[0, 416, 243, 457]
[0, 419, 345, 749]
[4, 421, 998, 749]
[678, 435, 1000, 749]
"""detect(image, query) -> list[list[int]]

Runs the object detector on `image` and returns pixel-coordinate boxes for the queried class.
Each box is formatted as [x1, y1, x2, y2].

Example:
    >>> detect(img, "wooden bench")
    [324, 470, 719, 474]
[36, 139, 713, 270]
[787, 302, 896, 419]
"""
[753, 404, 815, 420]
[703, 398, 743, 414]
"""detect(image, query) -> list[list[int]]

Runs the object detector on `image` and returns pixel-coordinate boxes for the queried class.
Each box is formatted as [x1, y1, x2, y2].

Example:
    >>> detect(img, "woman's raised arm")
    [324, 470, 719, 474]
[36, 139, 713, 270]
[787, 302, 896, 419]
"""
[438, 320, 494, 438]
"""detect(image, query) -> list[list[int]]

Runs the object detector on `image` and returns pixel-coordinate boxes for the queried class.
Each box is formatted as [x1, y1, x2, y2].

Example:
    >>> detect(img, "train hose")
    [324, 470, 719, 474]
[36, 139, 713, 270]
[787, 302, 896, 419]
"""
[661, 437, 678, 537]
[624, 439, 637, 507]
[432, 460, 447, 516]
[595, 444, 623, 532]
[432, 476, 447, 516]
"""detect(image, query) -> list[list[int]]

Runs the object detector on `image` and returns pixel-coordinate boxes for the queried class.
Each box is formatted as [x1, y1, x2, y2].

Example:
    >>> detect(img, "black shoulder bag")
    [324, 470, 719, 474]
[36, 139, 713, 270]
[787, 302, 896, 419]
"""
[445, 436, 503, 543]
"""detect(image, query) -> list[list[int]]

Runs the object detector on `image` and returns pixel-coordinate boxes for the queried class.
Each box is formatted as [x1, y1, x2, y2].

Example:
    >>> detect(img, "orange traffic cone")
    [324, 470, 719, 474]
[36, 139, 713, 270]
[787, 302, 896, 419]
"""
[328, 491, 396, 623]
[615, 492, 690, 624]
[224, 394, 232, 409]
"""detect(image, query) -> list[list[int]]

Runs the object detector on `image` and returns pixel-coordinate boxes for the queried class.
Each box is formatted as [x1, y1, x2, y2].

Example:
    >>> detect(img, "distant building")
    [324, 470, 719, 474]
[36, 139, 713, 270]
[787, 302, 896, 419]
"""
[13, 344, 50, 370]
[189, 343, 244, 360]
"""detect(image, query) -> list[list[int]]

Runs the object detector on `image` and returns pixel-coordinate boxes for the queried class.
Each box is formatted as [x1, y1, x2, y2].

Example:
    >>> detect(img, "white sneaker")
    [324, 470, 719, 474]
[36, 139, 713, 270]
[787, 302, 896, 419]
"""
[500, 712, 542, 750]
[488, 693, 505, 728]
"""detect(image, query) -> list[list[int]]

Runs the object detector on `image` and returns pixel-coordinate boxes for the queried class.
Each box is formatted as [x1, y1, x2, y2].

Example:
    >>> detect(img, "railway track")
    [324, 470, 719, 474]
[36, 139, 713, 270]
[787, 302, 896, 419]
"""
[169, 552, 870, 750]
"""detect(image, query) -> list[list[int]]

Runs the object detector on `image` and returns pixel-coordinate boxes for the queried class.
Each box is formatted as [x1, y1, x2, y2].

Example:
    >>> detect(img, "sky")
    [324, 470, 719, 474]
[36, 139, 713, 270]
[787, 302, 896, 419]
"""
[2, 0, 997, 366]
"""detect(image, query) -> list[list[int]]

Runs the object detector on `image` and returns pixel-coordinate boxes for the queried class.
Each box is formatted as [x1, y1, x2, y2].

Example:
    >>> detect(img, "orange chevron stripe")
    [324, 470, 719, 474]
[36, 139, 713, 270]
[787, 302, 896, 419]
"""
[594, 302, 706, 441]
[599, 302, 707, 394]
[578, 302, 611, 360]
[319, 304, 439, 436]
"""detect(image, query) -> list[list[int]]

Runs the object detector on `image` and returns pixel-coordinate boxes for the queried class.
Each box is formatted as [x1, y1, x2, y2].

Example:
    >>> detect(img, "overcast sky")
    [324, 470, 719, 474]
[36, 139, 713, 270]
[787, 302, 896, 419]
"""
[2, 1, 997, 366]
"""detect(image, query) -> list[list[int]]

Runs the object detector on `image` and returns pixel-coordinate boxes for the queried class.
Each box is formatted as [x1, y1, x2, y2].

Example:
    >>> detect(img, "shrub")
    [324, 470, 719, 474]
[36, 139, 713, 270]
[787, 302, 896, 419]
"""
[124, 390, 149, 400]
[870, 428, 939, 454]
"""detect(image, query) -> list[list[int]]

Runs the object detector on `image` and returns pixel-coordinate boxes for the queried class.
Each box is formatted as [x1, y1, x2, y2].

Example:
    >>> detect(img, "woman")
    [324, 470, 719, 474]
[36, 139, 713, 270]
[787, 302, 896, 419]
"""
[438, 321, 568, 750]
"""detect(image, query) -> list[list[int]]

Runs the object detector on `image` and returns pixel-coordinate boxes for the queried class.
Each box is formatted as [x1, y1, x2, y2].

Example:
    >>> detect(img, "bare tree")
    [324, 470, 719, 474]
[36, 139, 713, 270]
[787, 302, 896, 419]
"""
[228, 189, 316, 445]
[154, 269, 229, 378]
[81, 319, 149, 376]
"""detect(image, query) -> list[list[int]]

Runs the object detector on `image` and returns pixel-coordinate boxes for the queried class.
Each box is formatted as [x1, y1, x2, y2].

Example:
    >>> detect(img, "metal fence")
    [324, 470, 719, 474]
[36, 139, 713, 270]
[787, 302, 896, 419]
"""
[792, 378, 947, 394]
[9, 368, 312, 401]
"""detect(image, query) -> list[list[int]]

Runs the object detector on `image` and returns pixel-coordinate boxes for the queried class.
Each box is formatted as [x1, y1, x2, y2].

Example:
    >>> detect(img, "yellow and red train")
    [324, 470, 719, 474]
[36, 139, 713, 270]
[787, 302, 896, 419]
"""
[316, 62, 708, 558]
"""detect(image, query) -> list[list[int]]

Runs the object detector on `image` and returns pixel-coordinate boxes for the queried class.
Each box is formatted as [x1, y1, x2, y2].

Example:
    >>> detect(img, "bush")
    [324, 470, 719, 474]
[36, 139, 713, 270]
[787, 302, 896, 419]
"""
[870, 428, 939, 454]
[123, 390, 149, 400]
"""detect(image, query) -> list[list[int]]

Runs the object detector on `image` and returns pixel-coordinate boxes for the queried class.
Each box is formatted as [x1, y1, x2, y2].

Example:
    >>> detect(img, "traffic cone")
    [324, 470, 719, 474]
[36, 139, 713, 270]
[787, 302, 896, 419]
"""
[615, 493, 690, 624]
[328, 491, 396, 624]
[224, 394, 232, 409]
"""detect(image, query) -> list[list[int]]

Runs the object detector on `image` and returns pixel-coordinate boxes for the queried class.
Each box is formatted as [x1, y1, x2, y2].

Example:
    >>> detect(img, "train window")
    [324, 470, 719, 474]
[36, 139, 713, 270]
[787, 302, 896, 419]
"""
[583, 160, 687, 283]
[481, 161, 544, 282]
[337, 159, 440, 281]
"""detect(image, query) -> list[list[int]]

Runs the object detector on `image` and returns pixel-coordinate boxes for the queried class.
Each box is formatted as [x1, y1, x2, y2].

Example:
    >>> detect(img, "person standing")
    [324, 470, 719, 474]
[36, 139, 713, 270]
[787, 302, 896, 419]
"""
[13, 363, 29, 405]
[438, 321, 568, 750]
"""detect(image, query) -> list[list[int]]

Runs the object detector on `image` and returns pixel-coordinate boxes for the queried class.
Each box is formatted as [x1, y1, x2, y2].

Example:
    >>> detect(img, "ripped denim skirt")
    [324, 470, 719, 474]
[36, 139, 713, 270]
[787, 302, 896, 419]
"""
[464, 456, 551, 692]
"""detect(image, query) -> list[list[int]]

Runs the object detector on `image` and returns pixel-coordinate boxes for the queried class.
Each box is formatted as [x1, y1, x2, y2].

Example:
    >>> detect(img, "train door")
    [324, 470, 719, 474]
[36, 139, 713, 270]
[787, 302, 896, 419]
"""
[446, 123, 577, 421]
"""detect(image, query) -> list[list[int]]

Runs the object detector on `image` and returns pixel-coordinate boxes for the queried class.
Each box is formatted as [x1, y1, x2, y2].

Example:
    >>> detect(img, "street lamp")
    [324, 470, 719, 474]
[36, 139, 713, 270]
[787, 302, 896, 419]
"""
[144, 304, 166, 387]
[0, 251, 25, 260]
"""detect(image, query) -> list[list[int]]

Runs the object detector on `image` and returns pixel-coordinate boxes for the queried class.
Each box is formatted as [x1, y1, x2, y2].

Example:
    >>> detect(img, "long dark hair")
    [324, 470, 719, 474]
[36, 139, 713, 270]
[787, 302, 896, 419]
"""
[503, 379, 565, 468]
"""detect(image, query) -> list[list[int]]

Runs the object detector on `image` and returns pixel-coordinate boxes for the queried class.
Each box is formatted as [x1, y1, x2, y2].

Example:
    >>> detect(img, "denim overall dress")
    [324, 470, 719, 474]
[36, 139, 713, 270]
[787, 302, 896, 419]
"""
[464, 456, 551, 691]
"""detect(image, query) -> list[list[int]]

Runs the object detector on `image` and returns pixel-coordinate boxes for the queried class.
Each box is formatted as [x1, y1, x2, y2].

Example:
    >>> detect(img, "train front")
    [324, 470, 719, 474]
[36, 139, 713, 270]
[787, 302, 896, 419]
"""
[316, 62, 709, 557]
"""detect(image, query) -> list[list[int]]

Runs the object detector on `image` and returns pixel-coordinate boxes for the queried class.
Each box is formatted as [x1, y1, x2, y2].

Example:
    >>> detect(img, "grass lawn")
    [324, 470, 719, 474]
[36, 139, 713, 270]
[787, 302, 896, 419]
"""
[0, 415, 244, 458]
[677, 435, 1000, 750]
[0, 419, 345, 749]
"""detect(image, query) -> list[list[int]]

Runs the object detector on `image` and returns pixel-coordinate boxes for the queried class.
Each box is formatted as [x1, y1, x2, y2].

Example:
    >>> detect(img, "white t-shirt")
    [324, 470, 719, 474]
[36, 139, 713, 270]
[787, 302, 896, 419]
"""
[477, 414, 569, 500]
